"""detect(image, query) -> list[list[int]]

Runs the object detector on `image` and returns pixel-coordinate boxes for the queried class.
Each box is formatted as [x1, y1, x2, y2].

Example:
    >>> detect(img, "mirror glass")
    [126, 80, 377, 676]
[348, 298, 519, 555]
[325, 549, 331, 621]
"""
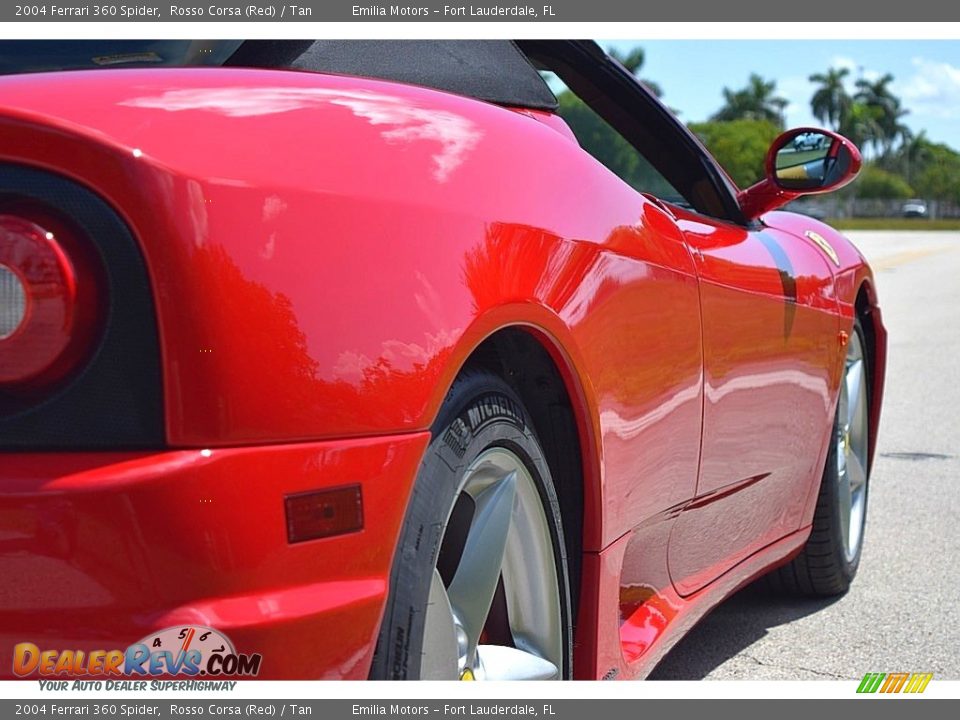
[774, 132, 852, 191]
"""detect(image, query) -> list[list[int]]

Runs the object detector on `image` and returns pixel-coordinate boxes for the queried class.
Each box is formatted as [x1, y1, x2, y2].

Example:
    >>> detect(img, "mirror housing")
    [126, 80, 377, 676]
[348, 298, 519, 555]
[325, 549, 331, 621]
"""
[738, 128, 862, 221]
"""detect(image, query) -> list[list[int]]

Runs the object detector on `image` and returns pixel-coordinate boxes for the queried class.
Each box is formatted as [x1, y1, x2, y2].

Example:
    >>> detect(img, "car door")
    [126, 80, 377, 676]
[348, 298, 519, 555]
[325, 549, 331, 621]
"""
[526, 40, 842, 603]
[525, 47, 708, 618]
[666, 209, 841, 595]
[537, 66, 704, 554]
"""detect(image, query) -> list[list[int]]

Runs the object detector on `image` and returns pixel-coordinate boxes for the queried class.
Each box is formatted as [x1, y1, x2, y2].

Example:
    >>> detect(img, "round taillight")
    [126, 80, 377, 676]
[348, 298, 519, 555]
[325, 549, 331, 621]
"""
[0, 214, 99, 390]
[0, 264, 28, 339]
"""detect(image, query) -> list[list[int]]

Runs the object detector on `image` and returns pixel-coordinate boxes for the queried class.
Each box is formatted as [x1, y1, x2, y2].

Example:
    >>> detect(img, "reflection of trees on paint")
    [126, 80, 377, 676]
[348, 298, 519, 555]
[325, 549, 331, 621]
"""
[555, 91, 679, 199]
[462, 221, 702, 410]
[462, 221, 605, 318]
[194, 243, 324, 430]
[193, 244, 454, 435]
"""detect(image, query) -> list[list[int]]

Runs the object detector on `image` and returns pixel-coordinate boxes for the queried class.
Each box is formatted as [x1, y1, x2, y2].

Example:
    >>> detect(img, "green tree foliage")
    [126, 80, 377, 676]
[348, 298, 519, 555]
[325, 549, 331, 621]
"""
[807, 65, 911, 160]
[852, 165, 915, 199]
[548, 44, 960, 208]
[854, 74, 910, 156]
[556, 91, 676, 197]
[710, 74, 788, 129]
[804, 67, 958, 203]
[688, 119, 782, 188]
[557, 91, 642, 183]
[885, 130, 931, 184]
[911, 141, 960, 203]
[839, 102, 884, 155]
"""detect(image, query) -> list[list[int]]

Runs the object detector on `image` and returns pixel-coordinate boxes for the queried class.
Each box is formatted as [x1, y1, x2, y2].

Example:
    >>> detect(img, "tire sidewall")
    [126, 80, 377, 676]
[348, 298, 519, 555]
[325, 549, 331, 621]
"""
[823, 319, 870, 586]
[370, 371, 572, 680]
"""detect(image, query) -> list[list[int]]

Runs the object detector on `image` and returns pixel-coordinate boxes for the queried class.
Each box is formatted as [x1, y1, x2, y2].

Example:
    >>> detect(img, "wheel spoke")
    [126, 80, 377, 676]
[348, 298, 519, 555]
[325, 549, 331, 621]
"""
[837, 331, 870, 562]
[474, 645, 559, 681]
[420, 569, 460, 680]
[845, 359, 864, 431]
[446, 471, 517, 663]
[847, 446, 868, 493]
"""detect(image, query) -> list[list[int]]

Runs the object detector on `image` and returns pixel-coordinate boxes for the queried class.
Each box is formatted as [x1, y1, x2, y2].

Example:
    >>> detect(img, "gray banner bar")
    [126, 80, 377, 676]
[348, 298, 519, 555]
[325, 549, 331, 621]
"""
[2, 699, 959, 719]
[3, 0, 960, 22]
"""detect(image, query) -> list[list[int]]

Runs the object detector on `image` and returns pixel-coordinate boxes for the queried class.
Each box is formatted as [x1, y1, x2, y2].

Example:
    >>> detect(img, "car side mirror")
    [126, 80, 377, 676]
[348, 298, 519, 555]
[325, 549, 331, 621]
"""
[738, 128, 862, 221]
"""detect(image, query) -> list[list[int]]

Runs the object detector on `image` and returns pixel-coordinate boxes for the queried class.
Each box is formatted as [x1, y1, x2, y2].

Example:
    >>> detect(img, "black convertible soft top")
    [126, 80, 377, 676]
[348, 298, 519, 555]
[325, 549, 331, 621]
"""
[226, 40, 559, 111]
[0, 40, 559, 112]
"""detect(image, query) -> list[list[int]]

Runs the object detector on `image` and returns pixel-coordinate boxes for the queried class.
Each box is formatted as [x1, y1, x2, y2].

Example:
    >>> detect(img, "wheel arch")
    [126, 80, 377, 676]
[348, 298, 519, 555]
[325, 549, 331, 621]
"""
[436, 321, 604, 647]
[854, 277, 887, 475]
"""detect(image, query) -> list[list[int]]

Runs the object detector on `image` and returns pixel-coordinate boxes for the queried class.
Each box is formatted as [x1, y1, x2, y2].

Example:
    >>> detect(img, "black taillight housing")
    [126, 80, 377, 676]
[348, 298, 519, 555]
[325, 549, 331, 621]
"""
[0, 164, 164, 449]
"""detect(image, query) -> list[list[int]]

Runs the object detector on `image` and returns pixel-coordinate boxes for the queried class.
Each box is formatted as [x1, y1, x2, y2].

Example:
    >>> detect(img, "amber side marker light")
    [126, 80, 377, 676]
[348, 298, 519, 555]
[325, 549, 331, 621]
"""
[285, 485, 364, 543]
[0, 213, 101, 394]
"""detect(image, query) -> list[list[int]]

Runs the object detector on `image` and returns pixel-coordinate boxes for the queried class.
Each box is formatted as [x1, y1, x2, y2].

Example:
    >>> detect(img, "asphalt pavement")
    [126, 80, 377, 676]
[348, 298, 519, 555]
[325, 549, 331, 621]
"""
[649, 230, 960, 680]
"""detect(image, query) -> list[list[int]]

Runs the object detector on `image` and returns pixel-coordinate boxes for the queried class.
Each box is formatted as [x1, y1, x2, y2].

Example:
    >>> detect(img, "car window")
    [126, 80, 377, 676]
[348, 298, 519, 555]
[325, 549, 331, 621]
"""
[0, 41, 243, 75]
[542, 71, 683, 204]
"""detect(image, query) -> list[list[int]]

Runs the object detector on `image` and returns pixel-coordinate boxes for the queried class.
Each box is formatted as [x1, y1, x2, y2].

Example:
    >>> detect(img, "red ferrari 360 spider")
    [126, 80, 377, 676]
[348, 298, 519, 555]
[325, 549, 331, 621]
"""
[0, 40, 885, 681]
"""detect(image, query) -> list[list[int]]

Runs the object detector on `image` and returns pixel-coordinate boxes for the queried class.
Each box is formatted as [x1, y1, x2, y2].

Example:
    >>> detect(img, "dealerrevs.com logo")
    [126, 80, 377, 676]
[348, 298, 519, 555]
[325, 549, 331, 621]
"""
[13, 625, 262, 683]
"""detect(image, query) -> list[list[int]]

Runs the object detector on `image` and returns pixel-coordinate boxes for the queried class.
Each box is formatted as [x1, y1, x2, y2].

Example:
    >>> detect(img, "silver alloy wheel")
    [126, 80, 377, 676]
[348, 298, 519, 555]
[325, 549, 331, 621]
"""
[836, 329, 869, 562]
[420, 447, 563, 680]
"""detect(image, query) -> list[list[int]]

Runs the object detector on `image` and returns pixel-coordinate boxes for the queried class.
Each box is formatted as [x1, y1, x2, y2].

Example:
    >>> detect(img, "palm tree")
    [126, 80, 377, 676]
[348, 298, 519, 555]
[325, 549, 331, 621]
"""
[896, 130, 931, 184]
[839, 102, 884, 156]
[855, 74, 910, 156]
[809, 67, 852, 130]
[711, 74, 788, 128]
[854, 74, 897, 113]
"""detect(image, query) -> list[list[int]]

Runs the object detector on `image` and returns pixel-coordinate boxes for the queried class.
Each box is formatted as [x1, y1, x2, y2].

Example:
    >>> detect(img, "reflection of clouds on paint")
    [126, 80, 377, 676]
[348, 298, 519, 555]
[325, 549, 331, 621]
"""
[259, 196, 286, 260]
[600, 383, 700, 442]
[185, 179, 208, 248]
[121, 86, 482, 181]
[379, 111, 480, 182]
[331, 327, 461, 381]
[413, 271, 447, 331]
[327, 89, 481, 182]
[262, 195, 287, 222]
[896, 57, 960, 119]
[381, 329, 459, 368]
[260, 233, 277, 260]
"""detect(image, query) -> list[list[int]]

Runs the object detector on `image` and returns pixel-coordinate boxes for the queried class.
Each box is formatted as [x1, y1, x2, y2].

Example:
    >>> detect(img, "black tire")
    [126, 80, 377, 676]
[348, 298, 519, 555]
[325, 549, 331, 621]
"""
[369, 369, 573, 679]
[766, 318, 871, 597]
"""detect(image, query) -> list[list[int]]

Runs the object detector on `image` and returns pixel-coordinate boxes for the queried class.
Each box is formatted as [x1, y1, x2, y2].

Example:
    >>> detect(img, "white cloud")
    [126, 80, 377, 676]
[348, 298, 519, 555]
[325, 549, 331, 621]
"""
[830, 55, 860, 76]
[827, 56, 881, 88]
[895, 57, 960, 119]
[777, 74, 817, 126]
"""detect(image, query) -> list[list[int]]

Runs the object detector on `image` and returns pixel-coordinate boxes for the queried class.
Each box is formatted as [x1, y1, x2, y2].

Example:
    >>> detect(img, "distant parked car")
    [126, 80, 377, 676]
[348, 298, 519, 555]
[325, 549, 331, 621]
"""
[902, 199, 928, 218]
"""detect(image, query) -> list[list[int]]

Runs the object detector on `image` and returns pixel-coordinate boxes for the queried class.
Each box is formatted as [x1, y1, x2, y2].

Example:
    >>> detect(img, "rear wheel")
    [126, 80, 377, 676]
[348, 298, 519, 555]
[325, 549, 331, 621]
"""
[768, 318, 871, 596]
[370, 370, 572, 680]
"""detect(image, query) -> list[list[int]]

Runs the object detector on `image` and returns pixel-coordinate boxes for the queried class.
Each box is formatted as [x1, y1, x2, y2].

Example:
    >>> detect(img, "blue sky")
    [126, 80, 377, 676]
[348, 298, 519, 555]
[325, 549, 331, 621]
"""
[605, 40, 960, 150]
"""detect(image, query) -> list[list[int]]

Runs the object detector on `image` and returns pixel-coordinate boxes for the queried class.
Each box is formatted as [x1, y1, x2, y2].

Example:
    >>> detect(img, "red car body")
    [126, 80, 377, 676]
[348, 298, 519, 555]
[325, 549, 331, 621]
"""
[0, 51, 885, 680]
